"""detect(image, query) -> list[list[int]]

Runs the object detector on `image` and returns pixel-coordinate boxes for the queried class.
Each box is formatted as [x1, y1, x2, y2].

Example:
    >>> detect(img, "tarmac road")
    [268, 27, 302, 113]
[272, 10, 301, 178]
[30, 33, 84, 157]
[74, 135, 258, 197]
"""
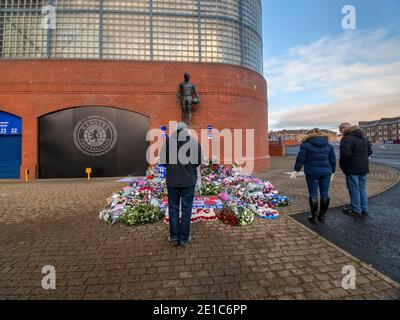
[288, 143, 400, 283]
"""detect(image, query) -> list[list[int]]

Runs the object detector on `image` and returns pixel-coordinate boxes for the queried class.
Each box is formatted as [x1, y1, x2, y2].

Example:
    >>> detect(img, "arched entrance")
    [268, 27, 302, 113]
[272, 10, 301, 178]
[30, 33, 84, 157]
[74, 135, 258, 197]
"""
[39, 106, 149, 179]
[0, 111, 22, 179]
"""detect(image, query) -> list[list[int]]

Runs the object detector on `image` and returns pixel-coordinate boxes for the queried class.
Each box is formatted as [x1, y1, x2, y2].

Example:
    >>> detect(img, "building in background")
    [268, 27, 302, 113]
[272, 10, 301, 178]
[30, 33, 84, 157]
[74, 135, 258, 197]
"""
[269, 129, 338, 146]
[359, 117, 400, 144]
[0, 0, 269, 179]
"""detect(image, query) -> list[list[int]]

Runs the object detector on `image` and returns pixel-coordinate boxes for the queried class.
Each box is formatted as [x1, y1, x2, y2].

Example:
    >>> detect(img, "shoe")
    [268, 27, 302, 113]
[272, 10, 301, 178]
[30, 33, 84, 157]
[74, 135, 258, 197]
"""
[361, 211, 369, 216]
[170, 241, 179, 247]
[180, 236, 192, 247]
[318, 198, 330, 222]
[168, 236, 179, 247]
[343, 205, 351, 211]
[308, 198, 319, 224]
[342, 208, 362, 217]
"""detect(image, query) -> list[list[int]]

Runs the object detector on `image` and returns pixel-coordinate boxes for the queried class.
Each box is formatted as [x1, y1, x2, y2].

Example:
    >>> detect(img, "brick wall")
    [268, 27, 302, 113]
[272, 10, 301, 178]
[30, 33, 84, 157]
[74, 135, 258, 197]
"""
[0, 60, 270, 179]
[282, 140, 299, 146]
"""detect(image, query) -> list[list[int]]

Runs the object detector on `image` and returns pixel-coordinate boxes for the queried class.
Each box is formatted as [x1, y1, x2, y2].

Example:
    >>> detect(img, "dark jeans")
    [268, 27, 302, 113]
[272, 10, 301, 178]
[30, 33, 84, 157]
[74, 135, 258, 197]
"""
[346, 174, 368, 214]
[306, 175, 332, 199]
[167, 186, 195, 243]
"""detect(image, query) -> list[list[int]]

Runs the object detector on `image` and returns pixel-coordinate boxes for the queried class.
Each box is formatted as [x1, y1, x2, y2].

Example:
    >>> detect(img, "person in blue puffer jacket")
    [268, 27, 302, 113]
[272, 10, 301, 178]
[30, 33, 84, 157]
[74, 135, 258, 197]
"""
[291, 128, 337, 223]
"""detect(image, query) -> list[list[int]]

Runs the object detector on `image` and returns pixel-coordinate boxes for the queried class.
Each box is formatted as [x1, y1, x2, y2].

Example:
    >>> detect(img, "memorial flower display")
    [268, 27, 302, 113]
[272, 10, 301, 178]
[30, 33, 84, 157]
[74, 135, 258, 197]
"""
[238, 206, 255, 226]
[99, 159, 290, 227]
[120, 204, 164, 226]
[216, 207, 238, 227]
[199, 182, 222, 196]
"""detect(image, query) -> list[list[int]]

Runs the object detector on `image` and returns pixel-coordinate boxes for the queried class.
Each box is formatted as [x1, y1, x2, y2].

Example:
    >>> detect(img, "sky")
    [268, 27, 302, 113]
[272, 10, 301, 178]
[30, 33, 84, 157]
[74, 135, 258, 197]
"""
[262, 0, 400, 131]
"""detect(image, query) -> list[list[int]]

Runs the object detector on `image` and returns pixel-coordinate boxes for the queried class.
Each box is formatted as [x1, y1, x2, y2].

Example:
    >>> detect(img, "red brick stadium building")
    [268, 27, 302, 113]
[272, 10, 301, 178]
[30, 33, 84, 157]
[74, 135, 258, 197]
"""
[0, 0, 269, 180]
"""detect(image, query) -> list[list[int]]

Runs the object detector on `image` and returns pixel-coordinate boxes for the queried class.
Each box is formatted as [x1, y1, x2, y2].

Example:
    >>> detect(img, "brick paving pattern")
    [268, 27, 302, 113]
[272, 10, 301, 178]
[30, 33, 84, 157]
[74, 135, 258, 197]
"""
[0, 158, 399, 300]
[264, 158, 400, 215]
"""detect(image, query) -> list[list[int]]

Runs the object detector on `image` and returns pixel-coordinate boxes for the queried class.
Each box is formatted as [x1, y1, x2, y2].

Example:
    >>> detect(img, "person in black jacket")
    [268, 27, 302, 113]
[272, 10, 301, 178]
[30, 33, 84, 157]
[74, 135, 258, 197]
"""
[160, 122, 202, 247]
[339, 123, 372, 216]
[291, 128, 336, 223]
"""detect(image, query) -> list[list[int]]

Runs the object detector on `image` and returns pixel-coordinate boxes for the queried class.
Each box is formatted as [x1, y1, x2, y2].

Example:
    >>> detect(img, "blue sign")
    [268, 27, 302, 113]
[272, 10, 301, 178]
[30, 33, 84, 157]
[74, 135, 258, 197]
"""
[208, 125, 213, 140]
[0, 112, 22, 135]
[158, 164, 166, 179]
[161, 125, 168, 140]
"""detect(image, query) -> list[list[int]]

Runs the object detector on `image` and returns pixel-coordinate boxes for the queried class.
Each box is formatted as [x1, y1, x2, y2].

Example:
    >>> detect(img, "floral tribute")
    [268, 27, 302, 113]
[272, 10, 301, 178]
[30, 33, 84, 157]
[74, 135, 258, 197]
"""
[120, 204, 164, 226]
[99, 160, 290, 227]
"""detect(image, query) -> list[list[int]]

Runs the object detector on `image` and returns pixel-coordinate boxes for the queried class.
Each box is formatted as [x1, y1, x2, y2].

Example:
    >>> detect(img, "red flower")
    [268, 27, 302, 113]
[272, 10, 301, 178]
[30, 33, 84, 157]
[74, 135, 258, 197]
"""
[139, 187, 154, 192]
[217, 208, 238, 227]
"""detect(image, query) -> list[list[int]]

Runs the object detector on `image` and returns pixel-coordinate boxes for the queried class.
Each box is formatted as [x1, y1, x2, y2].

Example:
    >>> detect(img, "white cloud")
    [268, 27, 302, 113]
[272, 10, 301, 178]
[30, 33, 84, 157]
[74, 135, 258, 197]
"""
[265, 29, 400, 129]
[269, 93, 400, 130]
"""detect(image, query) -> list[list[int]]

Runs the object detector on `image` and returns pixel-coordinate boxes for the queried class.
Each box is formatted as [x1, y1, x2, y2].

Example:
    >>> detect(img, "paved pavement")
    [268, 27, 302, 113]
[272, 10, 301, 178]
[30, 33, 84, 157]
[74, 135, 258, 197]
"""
[286, 144, 400, 170]
[0, 159, 399, 300]
[286, 143, 400, 284]
[293, 182, 400, 284]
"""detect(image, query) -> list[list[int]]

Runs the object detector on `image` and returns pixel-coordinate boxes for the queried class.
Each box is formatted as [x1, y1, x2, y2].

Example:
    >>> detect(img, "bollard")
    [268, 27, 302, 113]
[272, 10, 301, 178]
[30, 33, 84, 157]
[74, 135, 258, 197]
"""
[86, 168, 92, 181]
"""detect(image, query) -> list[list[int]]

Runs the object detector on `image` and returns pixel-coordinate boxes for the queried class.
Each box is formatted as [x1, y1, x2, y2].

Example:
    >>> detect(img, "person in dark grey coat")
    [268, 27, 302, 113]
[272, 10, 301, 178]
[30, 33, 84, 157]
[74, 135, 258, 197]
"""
[339, 123, 372, 216]
[160, 122, 202, 247]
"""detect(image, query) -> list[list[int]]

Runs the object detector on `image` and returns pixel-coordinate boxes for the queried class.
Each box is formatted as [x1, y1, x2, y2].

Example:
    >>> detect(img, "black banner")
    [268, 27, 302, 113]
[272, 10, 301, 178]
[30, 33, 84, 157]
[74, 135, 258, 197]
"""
[0, 300, 396, 318]
[39, 107, 149, 179]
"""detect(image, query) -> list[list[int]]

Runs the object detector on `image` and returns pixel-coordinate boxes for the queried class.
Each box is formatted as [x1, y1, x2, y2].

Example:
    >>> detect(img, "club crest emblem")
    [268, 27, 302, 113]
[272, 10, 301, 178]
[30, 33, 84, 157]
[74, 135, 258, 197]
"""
[73, 116, 117, 156]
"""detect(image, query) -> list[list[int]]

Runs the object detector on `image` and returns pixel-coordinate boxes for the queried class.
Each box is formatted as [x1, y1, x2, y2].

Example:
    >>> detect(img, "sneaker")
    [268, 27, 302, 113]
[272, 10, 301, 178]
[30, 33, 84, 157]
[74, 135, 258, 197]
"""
[180, 236, 192, 247]
[361, 211, 369, 216]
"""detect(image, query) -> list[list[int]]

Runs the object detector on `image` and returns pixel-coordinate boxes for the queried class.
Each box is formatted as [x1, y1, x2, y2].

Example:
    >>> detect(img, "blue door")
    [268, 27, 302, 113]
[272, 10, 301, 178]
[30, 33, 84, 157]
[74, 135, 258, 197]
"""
[0, 136, 22, 178]
[0, 112, 22, 179]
